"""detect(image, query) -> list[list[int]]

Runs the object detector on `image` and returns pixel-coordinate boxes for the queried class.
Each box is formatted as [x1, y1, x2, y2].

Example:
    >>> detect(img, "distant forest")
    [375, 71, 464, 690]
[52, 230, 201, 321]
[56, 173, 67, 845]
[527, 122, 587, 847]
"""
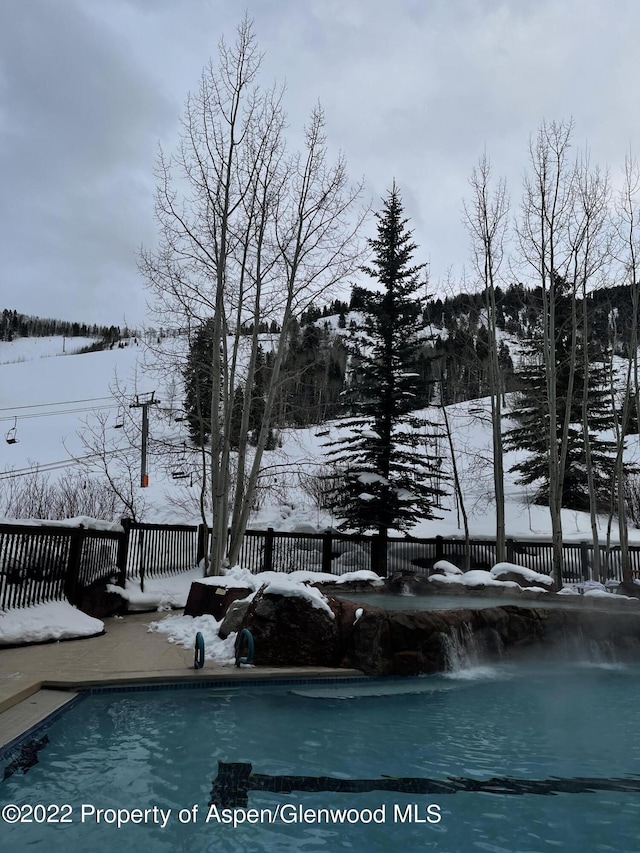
[0, 308, 122, 343]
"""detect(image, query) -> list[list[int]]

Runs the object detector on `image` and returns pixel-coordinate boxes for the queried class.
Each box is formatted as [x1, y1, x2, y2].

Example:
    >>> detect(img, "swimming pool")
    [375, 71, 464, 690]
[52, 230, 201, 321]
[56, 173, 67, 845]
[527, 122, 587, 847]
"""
[2, 661, 639, 852]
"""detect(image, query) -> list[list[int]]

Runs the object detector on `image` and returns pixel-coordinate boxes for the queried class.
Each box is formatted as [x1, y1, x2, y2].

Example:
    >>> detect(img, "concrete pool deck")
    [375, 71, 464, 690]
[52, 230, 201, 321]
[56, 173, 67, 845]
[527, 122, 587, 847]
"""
[0, 611, 364, 751]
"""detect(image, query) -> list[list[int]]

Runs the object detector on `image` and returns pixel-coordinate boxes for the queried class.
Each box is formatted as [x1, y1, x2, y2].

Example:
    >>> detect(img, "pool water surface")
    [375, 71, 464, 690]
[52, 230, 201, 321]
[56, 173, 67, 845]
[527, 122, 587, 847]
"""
[2, 661, 639, 852]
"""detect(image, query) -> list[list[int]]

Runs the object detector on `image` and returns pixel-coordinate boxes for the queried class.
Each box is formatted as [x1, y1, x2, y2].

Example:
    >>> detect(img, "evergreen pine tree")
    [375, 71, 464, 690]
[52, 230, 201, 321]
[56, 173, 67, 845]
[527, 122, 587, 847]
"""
[326, 184, 446, 541]
[183, 319, 215, 445]
[505, 277, 616, 511]
[229, 384, 245, 449]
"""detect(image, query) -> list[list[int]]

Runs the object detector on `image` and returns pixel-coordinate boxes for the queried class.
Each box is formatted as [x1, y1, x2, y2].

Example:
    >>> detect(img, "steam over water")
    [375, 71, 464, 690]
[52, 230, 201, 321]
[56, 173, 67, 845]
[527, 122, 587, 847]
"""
[3, 659, 639, 851]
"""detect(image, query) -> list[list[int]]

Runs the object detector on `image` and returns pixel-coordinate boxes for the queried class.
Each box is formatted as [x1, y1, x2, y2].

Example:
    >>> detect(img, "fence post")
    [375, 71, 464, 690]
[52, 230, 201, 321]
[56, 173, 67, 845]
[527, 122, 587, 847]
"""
[65, 528, 84, 606]
[506, 538, 514, 563]
[322, 530, 333, 575]
[196, 524, 208, 568]
[116, 517, 131, 588]
[264, 528, 274, 573]
[435, 535, 443, 564]
[580, 541, 590, 581]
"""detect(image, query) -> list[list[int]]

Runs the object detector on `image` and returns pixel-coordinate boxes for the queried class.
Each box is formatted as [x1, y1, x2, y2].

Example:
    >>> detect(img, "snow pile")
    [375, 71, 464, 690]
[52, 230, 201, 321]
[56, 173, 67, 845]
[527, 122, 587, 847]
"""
[0, 600, 104, 646]
[147, 614, 237, 665]
[432, 559, 463, 575]
[107, 567, 204, 611]
[0, 516, 123, 531]
[429, 569, 522, 589]
[258, 574, 334, 617]
[429, 560, 554, 593]
[558, 581, 609, 596]
[195, 565, 383, 590]
[490, 562, 554, 587]
[194, 566, 357, 618]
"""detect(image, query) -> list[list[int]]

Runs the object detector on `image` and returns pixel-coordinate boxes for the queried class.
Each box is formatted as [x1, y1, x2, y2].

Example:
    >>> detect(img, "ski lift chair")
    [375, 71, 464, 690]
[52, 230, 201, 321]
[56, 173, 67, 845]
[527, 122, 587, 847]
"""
[5, 418, 18, 445]
[171, 441, 189, 479]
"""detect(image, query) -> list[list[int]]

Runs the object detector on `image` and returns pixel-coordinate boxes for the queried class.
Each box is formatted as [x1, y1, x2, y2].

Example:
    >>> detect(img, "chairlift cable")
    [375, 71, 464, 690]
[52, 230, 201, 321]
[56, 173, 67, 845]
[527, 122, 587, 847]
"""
[0, 448, 123, 480]
[0, 396, 115, 413]
[0, 403, 120, 423]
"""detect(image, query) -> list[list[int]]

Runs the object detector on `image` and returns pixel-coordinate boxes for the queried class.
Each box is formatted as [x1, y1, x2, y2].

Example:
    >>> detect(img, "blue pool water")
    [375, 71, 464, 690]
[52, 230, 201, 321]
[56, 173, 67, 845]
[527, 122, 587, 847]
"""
[2, 662, 639, 852]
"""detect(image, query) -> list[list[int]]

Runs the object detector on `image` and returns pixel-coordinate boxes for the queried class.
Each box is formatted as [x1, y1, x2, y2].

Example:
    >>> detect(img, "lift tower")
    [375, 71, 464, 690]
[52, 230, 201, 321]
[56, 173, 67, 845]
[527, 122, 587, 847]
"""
[130, 391, 160, 487]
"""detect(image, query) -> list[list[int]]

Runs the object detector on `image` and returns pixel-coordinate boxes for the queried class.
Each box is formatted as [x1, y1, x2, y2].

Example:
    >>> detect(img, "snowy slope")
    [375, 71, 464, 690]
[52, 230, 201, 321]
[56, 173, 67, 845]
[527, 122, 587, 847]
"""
[0, 335, 99, 365]
[1, 333, 640, 544]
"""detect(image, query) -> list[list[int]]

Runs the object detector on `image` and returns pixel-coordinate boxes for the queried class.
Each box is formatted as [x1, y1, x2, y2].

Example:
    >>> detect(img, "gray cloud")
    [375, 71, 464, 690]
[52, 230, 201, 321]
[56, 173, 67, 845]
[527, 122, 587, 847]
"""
[0, 0, 171, 324]
[1, 0, 640, 324]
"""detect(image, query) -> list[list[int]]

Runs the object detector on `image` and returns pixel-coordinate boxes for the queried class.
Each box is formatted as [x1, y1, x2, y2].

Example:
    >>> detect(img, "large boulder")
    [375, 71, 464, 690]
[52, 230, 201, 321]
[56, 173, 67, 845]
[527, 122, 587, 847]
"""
[616, 581, 640, 599]
[224, 587, 640, 676]
[218, 598, 252, 639]
[340, 605, 392, 674]
[240, 590, 342, 667]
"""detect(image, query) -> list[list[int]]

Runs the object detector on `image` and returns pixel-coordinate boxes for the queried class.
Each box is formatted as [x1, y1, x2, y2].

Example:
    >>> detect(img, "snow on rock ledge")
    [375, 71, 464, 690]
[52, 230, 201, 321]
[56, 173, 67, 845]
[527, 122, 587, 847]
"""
[490, 562, 554, 588]
[429, 568, 521, 589]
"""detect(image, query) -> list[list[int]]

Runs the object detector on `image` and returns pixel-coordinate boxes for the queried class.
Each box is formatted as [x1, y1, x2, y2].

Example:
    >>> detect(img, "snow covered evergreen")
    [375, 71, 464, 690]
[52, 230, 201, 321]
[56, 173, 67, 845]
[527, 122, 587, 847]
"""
[325, 185, 446, 546]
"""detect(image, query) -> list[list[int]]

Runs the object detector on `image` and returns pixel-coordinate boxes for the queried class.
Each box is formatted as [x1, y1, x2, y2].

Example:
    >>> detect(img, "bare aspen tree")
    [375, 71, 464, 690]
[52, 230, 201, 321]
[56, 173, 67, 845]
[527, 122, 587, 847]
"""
[440, 393, 470, 570]
[463, 152, 509, 563]
[516, 120, 578, 588]
[76, 408, 149, 522]
[226, 107, 366, 568]
[140, 18, 364, 574]
[611, 153, 640, 583]
[570, 157, 612, 582]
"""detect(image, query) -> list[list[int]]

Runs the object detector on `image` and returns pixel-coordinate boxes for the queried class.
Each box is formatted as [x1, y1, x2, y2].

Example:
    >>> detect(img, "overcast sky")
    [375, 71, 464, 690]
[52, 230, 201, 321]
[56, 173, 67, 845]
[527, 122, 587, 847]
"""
[2, 0, 640, 327]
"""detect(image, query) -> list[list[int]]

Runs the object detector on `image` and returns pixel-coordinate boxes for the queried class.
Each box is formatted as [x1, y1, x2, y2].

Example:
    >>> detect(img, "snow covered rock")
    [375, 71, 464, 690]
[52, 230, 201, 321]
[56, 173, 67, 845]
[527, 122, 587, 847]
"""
[239, 588, 342, 667]
[490, 562, 555, 591]
[616, 580, 640, 599]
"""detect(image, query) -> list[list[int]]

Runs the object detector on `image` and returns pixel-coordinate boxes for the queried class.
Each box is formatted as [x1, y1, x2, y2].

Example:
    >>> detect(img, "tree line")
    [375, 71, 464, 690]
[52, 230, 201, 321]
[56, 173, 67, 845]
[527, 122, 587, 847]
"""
[0, 307, 122, 342]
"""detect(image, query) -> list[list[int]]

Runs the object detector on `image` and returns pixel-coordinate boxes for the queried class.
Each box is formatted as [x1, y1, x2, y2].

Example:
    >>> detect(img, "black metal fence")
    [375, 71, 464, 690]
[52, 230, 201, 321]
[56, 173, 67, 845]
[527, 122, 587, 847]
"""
[124, 520, 200, 588]
[198, 528, 640, 583]
[0, 523, 124, 612]
[2, 519, 640, 613]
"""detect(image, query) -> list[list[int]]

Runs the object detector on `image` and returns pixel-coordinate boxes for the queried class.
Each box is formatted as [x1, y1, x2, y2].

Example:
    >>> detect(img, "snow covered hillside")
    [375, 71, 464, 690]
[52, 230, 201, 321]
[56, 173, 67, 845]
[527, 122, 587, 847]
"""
[0, 335, 100, 364]
[1, 333, 640, 544]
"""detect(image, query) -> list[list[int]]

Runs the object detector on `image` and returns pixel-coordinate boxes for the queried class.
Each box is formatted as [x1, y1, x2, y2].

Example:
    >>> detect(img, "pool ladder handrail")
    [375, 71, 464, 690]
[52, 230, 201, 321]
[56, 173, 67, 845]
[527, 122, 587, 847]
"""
[194, 631, 205, 669]
[235, 628, 254, 667]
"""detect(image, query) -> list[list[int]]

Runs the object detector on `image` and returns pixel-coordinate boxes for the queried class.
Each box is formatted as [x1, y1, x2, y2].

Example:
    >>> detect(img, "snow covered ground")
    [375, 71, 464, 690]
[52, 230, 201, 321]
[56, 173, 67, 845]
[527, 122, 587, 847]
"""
[3, 332, 640, 540]
[2, 333, 640, 648]
[0, 335, 100, 365]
